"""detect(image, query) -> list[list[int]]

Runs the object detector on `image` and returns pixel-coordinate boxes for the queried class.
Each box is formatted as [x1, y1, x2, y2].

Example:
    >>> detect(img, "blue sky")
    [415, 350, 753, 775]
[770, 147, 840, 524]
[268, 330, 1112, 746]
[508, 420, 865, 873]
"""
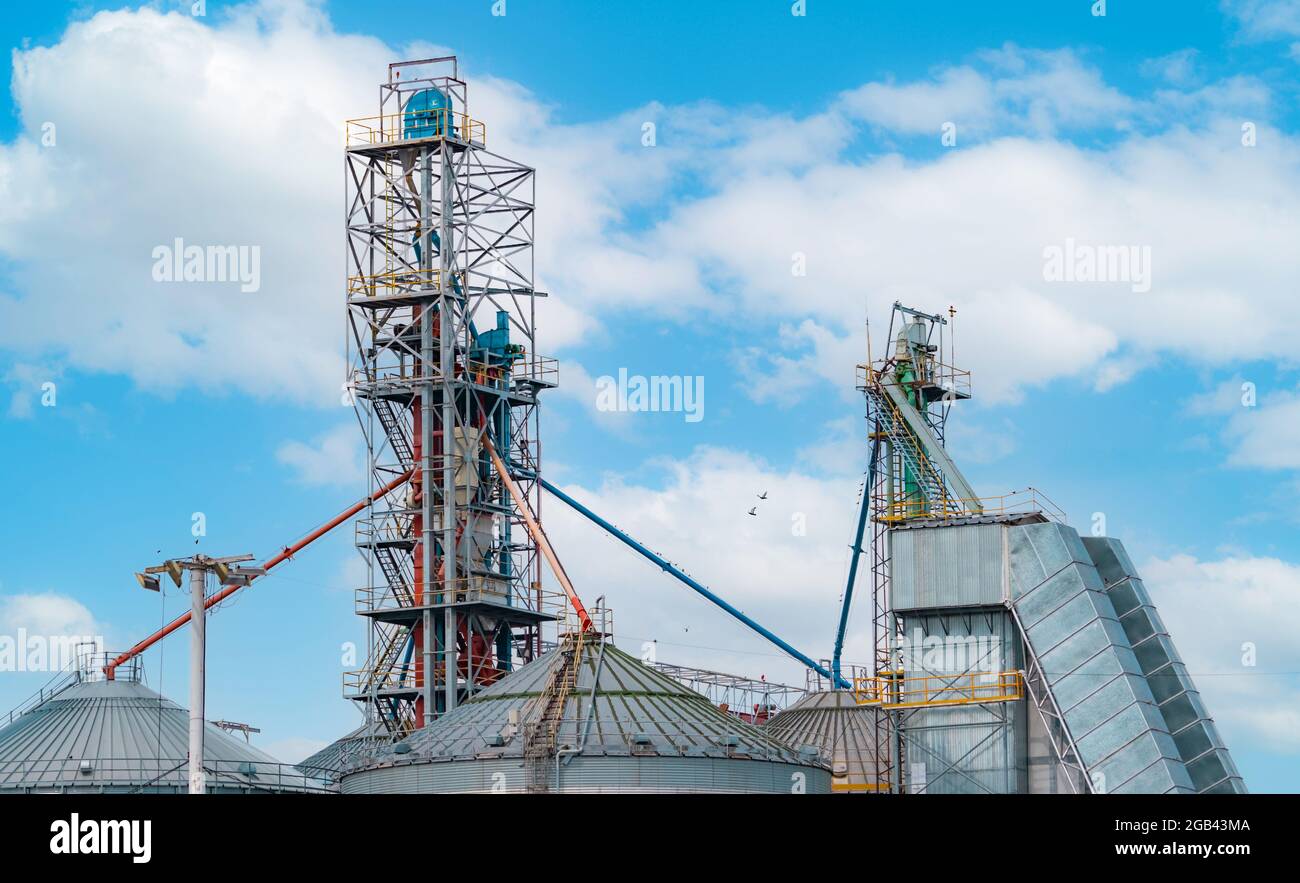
[0, 0, 1298, 790]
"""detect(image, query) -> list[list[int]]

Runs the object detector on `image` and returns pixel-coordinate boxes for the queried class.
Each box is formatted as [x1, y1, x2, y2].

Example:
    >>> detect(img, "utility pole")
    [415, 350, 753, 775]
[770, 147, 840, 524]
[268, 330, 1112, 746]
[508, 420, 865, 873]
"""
[136, 553, 264, 794]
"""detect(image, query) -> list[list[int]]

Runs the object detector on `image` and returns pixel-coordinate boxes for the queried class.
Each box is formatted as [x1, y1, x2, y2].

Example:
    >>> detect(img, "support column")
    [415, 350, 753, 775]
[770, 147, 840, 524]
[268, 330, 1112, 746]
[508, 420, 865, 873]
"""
[188, 566, 207, 795]
[420, 143, 436, 727]
[444, 608, 457, 711]
[439, 145, 458, 713]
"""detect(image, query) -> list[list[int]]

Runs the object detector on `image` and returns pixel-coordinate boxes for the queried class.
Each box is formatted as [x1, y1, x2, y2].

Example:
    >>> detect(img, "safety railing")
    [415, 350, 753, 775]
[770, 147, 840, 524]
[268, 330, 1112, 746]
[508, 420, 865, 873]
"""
[343, 664, 417, 696]
[354, 581, 564, 616]
[856, 361, 972, 401]
[875, 487, 1066, 524]
[346, 110, 486, 147]
[0, 758, 335, 793]
[348, 267, 444, 299]
[852, 670, 1024, 709]
[557, 598, 613, 638]
[349, 356, 557, 395]
[805, 661, 871, 693]
[342, 658, 507, 697]
[2, 647, 136, 728]
[355, 510, 417, 548]
[505, 356, 559, 389]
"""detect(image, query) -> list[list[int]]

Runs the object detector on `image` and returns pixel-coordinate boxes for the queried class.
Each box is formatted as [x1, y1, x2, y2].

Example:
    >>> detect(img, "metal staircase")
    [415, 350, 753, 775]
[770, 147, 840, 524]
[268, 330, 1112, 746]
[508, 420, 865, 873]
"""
[372, 397, 413, 466]
[864, 382, 962, 518]
[523, 632, 585, 793]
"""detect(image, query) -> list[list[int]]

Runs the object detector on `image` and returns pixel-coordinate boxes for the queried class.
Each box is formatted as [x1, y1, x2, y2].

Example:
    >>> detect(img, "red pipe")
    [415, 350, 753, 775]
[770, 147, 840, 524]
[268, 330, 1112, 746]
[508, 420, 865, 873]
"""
[104, 469, 414, 679]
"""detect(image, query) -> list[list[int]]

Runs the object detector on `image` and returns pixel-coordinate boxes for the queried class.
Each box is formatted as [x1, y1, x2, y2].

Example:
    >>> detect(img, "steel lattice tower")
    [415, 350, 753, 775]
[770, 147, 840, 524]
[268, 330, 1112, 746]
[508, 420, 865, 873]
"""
[342, 58, 558, 736]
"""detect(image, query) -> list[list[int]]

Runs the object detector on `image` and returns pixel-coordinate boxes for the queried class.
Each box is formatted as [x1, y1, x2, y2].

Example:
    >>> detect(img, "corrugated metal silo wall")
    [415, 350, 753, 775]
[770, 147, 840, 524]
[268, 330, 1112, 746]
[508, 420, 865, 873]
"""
[891, 523, 1007, 609]
[341, 756, 831, 794]
[894, 609, 1026, 794]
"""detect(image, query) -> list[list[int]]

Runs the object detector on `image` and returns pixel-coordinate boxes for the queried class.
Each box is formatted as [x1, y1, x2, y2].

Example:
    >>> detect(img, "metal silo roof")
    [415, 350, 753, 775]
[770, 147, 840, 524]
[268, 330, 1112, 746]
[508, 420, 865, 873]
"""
[0, 674, 328, 793]
[764, 690, 887, 792]
[353, 640, 821, 768]
[298, 723, 385, 777]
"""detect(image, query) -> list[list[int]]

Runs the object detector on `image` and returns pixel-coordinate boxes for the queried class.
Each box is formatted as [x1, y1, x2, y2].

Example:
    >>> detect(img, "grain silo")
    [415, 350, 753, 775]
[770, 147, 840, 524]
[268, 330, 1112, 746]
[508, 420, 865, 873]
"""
[0, 655, 327, 794]
[340, 633, 830, 794]
[764, 689, 888, 793]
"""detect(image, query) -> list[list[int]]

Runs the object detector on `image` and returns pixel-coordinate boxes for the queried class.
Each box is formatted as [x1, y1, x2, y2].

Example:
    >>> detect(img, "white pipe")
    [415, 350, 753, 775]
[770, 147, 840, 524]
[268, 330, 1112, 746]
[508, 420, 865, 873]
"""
[188, 565, 207, 795]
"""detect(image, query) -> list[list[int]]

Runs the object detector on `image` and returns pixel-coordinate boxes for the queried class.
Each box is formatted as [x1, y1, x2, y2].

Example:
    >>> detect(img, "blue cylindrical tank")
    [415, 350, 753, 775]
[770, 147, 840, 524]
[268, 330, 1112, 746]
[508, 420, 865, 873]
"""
[403, 87, 455, 139]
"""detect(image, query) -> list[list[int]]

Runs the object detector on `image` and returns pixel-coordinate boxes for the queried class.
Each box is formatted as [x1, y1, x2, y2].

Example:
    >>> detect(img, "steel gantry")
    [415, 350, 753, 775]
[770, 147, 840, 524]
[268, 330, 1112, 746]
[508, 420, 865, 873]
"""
[342, 57, 560, 735]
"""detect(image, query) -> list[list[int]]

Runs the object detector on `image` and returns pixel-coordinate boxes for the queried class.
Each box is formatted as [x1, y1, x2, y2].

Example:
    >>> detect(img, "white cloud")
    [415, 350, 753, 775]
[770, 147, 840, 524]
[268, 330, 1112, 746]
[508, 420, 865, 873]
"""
[1142, 552, 1300, 754]
[1187, 380, 1300, 471]
[1223, 0, 1300, 39]
[3, 362, 59, 418]
[841, 67, 997, 135]
[840, 47, 1135, 138]
[1, 3, 1298, 417]
[1141, 49, 1201, 87]
[549, 359, 637, 437]
[276, 423, 364, 487]
[0, 592, 101, 638]
[0, 2, 615, 404]
[1223, 391, 1300, 469]
[544, 446, 869, 685]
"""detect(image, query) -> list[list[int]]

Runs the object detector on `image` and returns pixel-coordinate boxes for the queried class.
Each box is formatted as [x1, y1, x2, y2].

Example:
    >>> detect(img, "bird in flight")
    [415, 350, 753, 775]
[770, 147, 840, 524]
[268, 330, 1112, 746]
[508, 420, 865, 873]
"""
[747, 507, 758, 516]
[757, 491, 768, 500]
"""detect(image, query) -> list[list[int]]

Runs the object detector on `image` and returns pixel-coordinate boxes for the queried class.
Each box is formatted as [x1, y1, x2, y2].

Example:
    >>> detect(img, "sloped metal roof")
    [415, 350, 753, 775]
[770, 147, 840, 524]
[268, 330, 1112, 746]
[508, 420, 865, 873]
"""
[352, 640, 821, 768]
[764, 690, 886, 791]
[0, 676, 327, 793]
[298, 723, 384, 776]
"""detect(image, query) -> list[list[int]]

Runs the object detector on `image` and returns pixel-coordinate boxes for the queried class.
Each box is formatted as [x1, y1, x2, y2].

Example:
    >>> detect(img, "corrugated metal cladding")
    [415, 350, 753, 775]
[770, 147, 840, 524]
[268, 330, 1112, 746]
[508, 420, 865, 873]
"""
[0, 678, 326, 794]
[764, 691, 887, 793]
[1008, 522, 1194, 794]
[340, 640, 830, 793]
[1083, 536, 1247, 794]
[890, 523, 1006, 610]
[904, 703, 1026, 794]
[895, 610, 1025, 794]
[343, 755, 820, 794]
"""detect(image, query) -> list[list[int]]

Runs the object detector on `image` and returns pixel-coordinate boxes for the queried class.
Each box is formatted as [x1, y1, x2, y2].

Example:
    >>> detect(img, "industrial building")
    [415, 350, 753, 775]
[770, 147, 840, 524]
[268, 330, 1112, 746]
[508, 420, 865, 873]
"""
[761, 304, 1247, 794]
[0, 58, 1244, 796]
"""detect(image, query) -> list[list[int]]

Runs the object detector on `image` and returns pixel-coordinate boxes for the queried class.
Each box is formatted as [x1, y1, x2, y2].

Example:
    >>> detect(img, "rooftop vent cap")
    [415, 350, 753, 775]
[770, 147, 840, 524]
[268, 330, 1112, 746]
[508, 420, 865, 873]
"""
[78, 760, 94, 776]
[718, 734, 740, 748]
[631, 733, 653, 746]
[484, 734, 505, 747]
[393, 742, 413, 755]
[238, 762, 259, 777]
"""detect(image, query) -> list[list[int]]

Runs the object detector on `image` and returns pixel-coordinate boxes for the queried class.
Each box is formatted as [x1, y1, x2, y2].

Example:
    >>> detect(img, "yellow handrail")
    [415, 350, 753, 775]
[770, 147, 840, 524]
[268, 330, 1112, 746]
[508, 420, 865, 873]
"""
[852, 670, 1024, 709]
[346, 111, 486, 147]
